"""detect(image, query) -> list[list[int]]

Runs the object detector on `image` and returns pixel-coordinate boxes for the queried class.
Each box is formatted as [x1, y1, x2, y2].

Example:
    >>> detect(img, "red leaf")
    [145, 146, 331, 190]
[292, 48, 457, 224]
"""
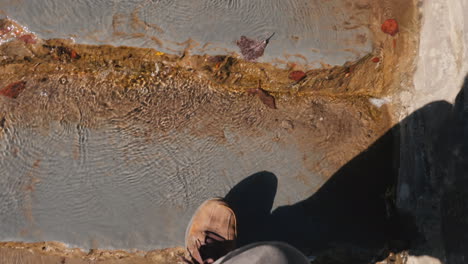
[236, 33, 275, 61]
[18, 34, 37, 44]
[372, 57, 380, 63]
[257, 88, 276, 109]
[289, 70, 306, 81]
[70, 49, 79, 59]
[381, 19, 399, 36]
[0, 81, 26, 98]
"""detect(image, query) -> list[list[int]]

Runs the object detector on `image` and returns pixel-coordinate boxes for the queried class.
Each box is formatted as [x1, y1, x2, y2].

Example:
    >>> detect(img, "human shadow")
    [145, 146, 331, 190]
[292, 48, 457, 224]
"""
[438, 75, 468, 264]
[224, 75, 468, 263]
[224, 171, 278, 246]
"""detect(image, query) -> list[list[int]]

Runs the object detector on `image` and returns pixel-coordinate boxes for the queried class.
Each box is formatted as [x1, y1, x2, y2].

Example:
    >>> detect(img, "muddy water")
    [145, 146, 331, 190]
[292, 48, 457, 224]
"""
[0, 122, 322, 250]
[0, 0, 410, 255]
[0, 0, 371, 67]
[0, 33, 393, 249]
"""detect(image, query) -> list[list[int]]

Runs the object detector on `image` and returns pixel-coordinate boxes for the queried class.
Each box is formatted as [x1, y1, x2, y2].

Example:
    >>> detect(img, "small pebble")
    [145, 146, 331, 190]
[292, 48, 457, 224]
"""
[280, 120, 294, 130]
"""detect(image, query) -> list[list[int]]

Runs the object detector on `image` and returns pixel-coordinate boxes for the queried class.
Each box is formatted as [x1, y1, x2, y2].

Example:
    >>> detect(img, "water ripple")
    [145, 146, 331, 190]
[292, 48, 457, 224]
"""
[0, 0, 372, 67]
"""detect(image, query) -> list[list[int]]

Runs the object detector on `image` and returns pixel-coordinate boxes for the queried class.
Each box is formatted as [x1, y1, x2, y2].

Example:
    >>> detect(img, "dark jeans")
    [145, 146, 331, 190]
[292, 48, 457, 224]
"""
[214, 242, 309, 264]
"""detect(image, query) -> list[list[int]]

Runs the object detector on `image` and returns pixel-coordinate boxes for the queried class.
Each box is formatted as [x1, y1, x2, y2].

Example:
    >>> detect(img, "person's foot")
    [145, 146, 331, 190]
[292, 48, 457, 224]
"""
[184, 198, 237, 264]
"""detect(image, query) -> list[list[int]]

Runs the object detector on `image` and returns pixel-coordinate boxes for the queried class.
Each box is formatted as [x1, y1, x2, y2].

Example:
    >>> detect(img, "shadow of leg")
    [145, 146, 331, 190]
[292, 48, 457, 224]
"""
[224, 171, 278, 247]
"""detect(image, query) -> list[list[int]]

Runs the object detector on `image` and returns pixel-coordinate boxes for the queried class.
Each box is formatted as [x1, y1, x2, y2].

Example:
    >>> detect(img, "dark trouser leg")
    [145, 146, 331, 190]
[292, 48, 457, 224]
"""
[213, 242, 309, 264]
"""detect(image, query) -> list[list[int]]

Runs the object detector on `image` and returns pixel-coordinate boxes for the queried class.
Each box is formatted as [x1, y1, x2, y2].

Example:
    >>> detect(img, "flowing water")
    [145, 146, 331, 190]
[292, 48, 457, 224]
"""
[0, 0, 380, 251]
[0, 121, 324, 250]
[0, 0, 371, 67]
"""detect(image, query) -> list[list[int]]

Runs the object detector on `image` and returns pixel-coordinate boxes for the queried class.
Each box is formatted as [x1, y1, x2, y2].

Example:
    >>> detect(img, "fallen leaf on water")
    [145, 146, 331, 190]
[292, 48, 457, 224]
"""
[289, 70, 306, 81]
[257, 88, 276, 109]
[70, 49, 80, 59]
[381, 19, 399, 36]
[236, 33, 275, 61]
[0, 81, 26, 98]
[18, 34, 36, 44]
[246, 82, 276, 109]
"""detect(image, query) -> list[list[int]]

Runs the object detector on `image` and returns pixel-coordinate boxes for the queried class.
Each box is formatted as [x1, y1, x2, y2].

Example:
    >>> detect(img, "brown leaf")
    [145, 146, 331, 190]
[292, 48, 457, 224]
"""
[70, 49, 79, 59]
[0, 81, 26, 99]
[257, 88, 276, 109]
[288, 70, 306, 81]
[18, 34, 36, 44]
[236, 33, 275, 61]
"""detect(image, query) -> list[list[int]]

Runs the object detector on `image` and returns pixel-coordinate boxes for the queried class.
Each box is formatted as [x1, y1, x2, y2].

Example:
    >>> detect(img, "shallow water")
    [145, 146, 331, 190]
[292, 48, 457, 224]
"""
[0, 121, 325, 250]
[0, 0, 372, 67]
[0, 0, 378, 251]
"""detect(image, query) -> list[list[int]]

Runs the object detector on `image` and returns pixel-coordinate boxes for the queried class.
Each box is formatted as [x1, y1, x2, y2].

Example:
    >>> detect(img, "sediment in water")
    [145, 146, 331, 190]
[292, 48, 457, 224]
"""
[0, 0, 420, 262]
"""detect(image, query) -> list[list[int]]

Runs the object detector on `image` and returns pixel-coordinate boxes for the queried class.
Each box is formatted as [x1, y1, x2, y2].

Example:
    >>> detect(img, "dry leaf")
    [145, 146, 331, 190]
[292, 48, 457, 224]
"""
[381, 19, 399, 36]
[288, 71, 306, 81]
[0, 81, 26, 99]
[257, 88, 276, 109]
[236, 33, 275, 61]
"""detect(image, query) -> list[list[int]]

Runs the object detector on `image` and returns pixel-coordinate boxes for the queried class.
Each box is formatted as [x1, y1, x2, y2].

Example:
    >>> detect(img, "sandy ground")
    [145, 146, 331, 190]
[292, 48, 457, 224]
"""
[0, 241, 186, 264]
[0, 241, 412, 264]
